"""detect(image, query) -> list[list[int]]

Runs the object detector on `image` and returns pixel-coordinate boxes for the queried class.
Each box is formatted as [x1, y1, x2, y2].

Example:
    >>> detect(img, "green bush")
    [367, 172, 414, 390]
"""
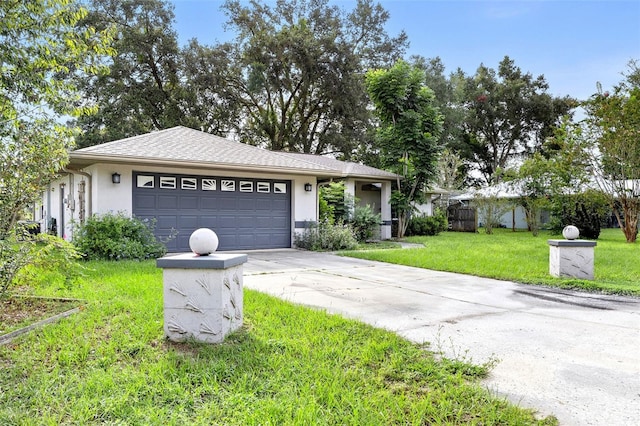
[294, 220, 358, 251]
[351, 205, 382, 242]
[1, 233, 81, 298]
[549, 190, 610, 239]
[73, 213, 167, 260]
[319, 182, 354, 223]
[406, 210, 448, 236]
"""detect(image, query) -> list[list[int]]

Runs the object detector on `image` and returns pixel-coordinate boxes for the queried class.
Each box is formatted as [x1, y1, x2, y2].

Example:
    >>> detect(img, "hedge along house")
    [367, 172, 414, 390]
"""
[40, 126, 396, 251]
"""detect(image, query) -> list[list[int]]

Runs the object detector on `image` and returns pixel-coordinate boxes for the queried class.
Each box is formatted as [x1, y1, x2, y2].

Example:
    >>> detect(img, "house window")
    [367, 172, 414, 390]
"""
[137, 175, 154, 188]
[160, 176, 176, 189]
[181, 178, 197, 190]
[202, 179, 216, 191]
[221, 180, 235, 192]
[239, 181, 253, 192]
[257, 182, 270, 193]
[274, 183, 287, 194]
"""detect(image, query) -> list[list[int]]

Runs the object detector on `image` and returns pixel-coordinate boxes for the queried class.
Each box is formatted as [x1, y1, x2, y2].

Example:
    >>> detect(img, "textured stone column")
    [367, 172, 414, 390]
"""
[548, 240, 596, 280]
[156, 253, 247, 343]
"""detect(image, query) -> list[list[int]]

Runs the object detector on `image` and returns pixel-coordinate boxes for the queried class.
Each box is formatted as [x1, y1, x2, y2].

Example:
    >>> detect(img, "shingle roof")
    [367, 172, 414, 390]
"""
[70, 126, 397, 180]
[276, 152, 398, 179]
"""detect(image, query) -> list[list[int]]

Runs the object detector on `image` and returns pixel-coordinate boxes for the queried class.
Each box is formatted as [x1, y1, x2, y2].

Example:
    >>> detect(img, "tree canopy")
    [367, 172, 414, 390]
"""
[583, 61, 640, 242]
[70, 0, 195, 147]
[458, 56, 575, 185]
[366, 60, 443, 237]
[0, 0, 113, 237]
[183, 0, 407, 157]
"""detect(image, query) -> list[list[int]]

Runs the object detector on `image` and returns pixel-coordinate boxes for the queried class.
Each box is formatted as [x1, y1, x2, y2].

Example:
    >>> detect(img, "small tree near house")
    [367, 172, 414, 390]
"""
[583, 61, 640, 243]
[365, 60, 443, 238]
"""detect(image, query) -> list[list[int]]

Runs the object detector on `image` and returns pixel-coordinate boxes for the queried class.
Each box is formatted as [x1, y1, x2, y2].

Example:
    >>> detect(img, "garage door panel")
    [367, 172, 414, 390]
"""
[135, 194, 156, 209]
[157, 215, 177, 229]
[133, 172, 291, 251]
[200, 198, 219, 210]
[158, 195, 178, 209]
[179, 196, 199, 209]
[178, 215, 198, 229]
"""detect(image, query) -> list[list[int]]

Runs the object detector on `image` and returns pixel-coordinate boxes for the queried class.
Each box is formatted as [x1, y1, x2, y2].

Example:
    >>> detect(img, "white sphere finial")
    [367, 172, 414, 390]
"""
[562, 225, 580, 240]
[189, 228, 219, 255]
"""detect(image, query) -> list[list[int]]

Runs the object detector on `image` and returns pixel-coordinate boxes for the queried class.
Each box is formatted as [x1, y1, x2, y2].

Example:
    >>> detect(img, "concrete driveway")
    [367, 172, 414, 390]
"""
[241, 249, 640, 426]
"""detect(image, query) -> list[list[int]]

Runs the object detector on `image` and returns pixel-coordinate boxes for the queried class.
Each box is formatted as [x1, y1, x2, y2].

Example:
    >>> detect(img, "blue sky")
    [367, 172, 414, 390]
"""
[170, 0, 640, 101]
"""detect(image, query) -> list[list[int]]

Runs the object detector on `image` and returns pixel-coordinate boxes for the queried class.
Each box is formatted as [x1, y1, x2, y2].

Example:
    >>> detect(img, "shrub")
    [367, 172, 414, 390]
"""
[73, 212, 167, 260]
[406, 210, 448, 236]
[549, 190, 610, 239]
[1, 233, 81, 298]
[351, 205, 382, 242]
[294, 220, 358, 251]
[320, 182, 354, 223]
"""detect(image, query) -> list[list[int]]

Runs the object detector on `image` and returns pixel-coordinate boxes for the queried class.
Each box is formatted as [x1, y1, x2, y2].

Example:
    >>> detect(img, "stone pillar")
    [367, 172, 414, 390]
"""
[547, 240, 597, 280]
[156, 253, 247, 343]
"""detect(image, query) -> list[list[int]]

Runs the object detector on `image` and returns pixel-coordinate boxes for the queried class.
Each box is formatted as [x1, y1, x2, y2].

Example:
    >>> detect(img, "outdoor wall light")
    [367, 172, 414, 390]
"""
[304, 183, 312, 192]
[112, 172, 121, 184]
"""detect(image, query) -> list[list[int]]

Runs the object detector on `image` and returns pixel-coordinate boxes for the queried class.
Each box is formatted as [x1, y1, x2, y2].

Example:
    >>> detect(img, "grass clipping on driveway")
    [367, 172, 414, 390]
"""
[0, 261, 555, 425]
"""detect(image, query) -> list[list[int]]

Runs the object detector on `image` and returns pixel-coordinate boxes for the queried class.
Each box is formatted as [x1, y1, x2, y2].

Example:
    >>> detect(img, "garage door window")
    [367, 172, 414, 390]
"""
[202, 179, 216, 191]
[221, 180, 235, 191]
[181, 178, 197, 190]
[137, 175, 154, 188]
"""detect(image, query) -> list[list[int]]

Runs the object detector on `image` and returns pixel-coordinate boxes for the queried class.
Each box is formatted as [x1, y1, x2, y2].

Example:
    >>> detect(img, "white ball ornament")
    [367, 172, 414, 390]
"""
[562, 225, 580, 240]
[189, 228, 219, 255]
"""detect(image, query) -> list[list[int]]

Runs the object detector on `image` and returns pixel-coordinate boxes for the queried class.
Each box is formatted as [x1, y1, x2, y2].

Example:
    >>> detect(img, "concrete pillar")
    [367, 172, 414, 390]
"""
[156, 253, 247, 343]
[548, 240, 597, 280]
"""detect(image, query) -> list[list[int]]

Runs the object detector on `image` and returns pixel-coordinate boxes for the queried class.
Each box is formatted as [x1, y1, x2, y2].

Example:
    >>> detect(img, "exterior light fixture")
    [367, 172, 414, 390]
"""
[304, 183, 312, 192]
[112, 172, 121, 184]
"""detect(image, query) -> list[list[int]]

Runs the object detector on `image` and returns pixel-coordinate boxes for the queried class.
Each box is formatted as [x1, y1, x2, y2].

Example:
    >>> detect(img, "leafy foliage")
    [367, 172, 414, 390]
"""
[474, 195, 513, 235]
[294, 220, 358, 251]
[0, 0, 112, 296]
[0, 0, 113, 238]
[71, 0, 208, 147]
[582, 60, 640, 242]
[406, 210, 447, 237]
[365, 60, 443, 238]
[181, 0, 407, 157]
[72, 213, 167, 260]
[460, 56, 575, 185]
[351, 205, 382, 242]
[319, 182, 353, 224]
[549, 191, 610, 239]
[0, 234, 81, 298]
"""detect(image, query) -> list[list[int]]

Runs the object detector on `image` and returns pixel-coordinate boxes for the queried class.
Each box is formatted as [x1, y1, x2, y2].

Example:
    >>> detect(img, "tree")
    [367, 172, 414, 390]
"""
[583, 61, 640, 243]
[186, 0, 407, 157]
[1, 0, 113, 237]
[1, 0, 112, 296]
[366, 60, 443, 238]
[70, 0, 209, 147]
[461, 56, 575, 185]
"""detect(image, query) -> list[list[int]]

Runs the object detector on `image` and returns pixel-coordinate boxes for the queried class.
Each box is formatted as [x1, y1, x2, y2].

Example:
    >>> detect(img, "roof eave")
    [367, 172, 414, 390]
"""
[68, 153, 351, 178]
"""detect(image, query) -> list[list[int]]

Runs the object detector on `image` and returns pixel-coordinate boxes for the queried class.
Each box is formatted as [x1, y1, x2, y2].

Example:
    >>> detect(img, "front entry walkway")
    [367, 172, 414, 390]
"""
[242, 249, 640, 426]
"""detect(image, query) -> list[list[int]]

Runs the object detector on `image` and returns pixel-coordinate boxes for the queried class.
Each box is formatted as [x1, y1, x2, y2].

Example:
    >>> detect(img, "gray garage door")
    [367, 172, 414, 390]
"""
[132, 171, 291, 252]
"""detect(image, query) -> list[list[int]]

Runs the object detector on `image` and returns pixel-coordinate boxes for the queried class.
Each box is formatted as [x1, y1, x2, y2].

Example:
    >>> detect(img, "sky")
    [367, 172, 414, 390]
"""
[169, 0, 640, 101]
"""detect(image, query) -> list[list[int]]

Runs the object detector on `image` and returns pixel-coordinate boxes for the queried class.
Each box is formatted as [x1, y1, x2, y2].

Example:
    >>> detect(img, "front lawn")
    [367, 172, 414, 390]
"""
[0, 261, 556, 425]
[343, 228, 639, 295]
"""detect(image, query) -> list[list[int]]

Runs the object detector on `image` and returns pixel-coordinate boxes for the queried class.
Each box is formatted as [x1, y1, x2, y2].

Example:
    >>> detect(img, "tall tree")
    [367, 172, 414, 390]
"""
[0, 0, 113, 237]
[583, 61, 640, 243]
[71, 0, 201, 147]
[366, 60, 443, 238]
[461, 56, 575, 185]
[186, 0, 407, 157]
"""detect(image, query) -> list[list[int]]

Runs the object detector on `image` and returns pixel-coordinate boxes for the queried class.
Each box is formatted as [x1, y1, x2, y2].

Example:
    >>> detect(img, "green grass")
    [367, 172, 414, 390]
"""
[342, 228, 640, 295]
[0, 261, 556, 425]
